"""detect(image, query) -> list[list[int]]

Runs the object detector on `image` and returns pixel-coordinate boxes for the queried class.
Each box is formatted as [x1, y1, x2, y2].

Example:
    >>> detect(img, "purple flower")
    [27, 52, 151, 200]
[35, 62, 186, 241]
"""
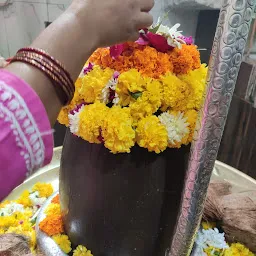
[83, 62, 94, 75]
[113, 71, 120, 80]
[179, 36, 194, 45]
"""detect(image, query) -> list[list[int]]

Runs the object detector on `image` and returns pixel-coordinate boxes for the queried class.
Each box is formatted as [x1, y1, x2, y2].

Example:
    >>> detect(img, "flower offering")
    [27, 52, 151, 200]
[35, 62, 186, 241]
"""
[58, 21, 208, 154]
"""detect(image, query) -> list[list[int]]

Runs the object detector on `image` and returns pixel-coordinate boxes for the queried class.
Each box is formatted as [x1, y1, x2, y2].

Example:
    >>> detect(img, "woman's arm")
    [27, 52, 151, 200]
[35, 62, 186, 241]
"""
[5, 0, 154, 125]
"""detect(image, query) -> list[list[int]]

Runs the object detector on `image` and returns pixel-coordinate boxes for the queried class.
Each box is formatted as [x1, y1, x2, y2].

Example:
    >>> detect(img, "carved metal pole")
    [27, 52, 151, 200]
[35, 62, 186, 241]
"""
[169, 0, 255, 255]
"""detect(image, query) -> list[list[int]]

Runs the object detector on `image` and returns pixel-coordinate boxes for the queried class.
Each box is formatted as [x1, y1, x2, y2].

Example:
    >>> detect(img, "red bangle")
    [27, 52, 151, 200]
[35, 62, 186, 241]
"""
[11, 48, 74, 105]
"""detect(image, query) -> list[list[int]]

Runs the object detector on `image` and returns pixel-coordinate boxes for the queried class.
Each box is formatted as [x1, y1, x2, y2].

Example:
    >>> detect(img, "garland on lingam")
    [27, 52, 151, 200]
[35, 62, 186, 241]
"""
[57, 19, 207, 154]
[0, 182, 255, 256]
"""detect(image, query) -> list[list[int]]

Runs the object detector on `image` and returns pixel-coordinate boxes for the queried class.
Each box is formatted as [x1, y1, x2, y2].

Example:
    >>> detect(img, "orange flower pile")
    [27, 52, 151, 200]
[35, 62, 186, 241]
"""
[51, 194, 60, 204]
[89, 42, 200, 79]
[39, 214, 64, 236]
[170, 44, 201, 74]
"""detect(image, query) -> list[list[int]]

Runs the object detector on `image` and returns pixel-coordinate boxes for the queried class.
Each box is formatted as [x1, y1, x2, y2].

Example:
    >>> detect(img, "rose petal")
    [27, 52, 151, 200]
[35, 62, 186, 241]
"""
[147, 32, 172, 53]
[110, 44, 124, 59]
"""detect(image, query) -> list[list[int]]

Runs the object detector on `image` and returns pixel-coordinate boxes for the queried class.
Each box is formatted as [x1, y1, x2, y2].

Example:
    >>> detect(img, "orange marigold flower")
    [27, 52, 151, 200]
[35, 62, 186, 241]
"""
[51, 195, 60, 204]
[169, 44, 201, 74]
[39, 215, 64, 236]
[89, 43, 174, 79]
[89, 43, 200, 78]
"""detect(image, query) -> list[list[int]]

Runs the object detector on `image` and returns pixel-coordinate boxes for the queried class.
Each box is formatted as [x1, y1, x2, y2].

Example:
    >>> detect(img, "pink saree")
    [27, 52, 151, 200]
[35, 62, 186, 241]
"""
[0, 69, 53, 201]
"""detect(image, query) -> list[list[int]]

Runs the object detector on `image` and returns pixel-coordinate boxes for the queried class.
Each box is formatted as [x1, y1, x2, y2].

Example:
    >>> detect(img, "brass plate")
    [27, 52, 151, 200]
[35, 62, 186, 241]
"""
[5, 146, 256, 201]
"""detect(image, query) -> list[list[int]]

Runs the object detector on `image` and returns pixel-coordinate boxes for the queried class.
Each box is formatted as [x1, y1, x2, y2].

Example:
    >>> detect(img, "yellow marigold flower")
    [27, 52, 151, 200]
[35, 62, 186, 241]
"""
[73, 245, 93, 256]
[53, 234, 72, 254]
[204, 246, 225, 256]
[0, 215, 18, 229]
[224, 243, 254, 256]
[117, 69, 146, 106]
[130, 79, 162, 123]
[136, 116, 168, 153]
[58, 107, 70, 127]
[17, 210, 33, 221]
[102, 106, 135, 153]
[57, 78, 84, 127]
[79, 65, 114, 103]
[0, 228, 5, 234]
[29, 229, 37, 251]
[202, 221, 216, 230]
[161, 73, 191, 112]
[0, 200, 10, 208]
[179, 64, 208, 110]
[78, 102, 109, 144]
[16, 190, 32, 208]
[45, 203, 61, 216]
[32, 183, 53, 198]
[184, 109, 198, 144]
[169, 44, 201, 74]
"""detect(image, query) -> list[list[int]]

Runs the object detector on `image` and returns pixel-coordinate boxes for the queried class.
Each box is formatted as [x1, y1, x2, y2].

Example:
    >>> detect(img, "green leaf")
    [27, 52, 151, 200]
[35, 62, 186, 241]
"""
[130, 92, 142, 100]
[149, 23, 161, 34]
[30, 217, 37, 226]
[148, 11, 171, 34]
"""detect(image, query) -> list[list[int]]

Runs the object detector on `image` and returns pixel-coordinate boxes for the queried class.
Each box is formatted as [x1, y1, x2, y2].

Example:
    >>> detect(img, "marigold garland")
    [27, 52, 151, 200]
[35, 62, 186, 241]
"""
[79, 66, 114, 103]
[136, 116, 168, 153]
[102, 106, 135, 153]
[57, 21, 210, 154]
[89, 42, 200, 78]
[78, 102, 109, 144]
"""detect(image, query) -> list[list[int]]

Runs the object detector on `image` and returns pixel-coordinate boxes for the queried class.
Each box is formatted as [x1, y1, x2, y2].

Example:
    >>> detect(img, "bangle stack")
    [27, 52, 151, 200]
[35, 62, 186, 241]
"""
[11, 47, 74, 105]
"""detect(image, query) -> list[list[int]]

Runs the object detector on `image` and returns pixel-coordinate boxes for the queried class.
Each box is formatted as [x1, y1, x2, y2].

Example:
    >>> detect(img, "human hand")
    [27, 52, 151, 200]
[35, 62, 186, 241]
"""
[69, 0, 154, 47]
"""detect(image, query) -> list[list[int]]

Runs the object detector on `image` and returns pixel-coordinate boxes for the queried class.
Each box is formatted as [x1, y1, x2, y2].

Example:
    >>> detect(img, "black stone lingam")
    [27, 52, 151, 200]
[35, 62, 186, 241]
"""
[59, 130, 190, 256]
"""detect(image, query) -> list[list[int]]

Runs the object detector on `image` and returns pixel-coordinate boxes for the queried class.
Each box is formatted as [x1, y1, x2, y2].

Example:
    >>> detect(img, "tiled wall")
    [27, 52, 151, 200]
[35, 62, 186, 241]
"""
[0, 0, 70, 58]
[0, 0, 200, 58]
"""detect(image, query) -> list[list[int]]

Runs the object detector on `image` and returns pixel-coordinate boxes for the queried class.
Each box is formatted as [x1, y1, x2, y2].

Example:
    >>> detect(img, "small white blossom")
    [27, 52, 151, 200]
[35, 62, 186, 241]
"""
[29, 191, 47, 207]
[159, 112, 189, 145]
[0, 202, 24, 216]
[192, 228, 229, 256]
[156, 23, 184, 49]
[101, 73, 120, 105]
[68, 105, 85, 135]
